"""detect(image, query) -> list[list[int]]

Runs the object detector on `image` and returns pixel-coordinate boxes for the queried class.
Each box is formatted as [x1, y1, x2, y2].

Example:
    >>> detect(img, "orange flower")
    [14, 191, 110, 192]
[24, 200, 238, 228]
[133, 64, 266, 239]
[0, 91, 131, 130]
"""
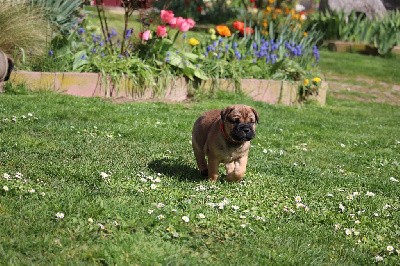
[215, 25, 231, 37]
[233, 21, 244, 32]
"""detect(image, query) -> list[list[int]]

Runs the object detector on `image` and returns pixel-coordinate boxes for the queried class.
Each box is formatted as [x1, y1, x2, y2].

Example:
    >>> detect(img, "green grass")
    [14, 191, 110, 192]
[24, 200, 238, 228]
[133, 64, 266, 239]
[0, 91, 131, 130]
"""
[319, 50, 400, 85]
[1, 90, 399, 264]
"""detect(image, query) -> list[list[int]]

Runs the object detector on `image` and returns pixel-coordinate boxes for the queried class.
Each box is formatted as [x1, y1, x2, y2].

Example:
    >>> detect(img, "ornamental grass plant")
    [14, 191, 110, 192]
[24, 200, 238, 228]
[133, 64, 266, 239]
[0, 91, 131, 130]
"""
[0, 3, 47, 58]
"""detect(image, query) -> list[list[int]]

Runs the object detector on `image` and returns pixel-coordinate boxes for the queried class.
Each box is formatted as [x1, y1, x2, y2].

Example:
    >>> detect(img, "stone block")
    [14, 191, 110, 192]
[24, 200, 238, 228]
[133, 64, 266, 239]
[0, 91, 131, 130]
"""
[241, 79, 282, 104]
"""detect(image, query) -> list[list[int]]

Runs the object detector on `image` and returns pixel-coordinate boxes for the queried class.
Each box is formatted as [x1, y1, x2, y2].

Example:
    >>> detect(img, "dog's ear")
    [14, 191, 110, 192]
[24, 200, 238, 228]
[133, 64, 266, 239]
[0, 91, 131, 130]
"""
[220, 106, 234, 121]
[251, 107, 259, 124]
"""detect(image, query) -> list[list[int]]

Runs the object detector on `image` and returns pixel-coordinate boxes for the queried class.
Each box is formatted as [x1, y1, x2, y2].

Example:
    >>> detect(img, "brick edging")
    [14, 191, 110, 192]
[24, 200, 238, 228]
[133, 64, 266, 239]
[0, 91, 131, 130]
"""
[5, 71, 327, 105]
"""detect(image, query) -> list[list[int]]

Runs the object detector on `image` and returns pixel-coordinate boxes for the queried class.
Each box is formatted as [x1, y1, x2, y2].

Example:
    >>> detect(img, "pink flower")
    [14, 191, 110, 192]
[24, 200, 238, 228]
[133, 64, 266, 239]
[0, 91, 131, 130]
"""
[186, 18, 196, 28]
[160, 10, 175, 24]
[173, 17, 195, 32]
[140, 30, 152, 41]
[156, 25, 167, 38]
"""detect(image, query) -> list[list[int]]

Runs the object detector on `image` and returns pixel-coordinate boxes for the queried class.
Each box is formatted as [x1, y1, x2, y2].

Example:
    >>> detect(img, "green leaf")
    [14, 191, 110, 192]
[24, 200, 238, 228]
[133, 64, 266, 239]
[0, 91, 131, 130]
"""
[73, 51, 88, 70]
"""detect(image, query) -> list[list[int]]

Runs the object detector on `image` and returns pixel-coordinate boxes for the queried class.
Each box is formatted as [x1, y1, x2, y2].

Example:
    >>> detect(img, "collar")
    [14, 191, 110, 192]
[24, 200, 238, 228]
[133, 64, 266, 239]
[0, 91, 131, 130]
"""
[220, 122, 230, 140]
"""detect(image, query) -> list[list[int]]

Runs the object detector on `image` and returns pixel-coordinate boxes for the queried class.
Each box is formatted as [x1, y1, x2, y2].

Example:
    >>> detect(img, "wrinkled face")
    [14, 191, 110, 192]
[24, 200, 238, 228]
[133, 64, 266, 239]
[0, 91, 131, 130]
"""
[221, 105, 259, 142]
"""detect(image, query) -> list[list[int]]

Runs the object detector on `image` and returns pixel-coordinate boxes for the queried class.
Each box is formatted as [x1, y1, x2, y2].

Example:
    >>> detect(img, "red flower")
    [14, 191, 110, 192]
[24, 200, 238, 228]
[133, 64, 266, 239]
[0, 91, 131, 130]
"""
[233, 21, 244, 32]
[240, 27, 254, 35]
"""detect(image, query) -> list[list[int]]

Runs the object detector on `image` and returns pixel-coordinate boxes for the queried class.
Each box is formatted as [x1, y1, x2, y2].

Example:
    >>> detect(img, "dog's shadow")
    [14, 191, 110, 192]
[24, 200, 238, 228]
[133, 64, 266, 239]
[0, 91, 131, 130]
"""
[148, 157, 204, 182]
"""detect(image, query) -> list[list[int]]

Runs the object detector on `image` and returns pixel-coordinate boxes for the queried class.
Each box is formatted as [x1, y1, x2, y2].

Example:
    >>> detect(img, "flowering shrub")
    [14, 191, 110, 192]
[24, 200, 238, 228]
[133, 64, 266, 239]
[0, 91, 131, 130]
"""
[299, 76, 322, 101]
[17, 1, 323, 101]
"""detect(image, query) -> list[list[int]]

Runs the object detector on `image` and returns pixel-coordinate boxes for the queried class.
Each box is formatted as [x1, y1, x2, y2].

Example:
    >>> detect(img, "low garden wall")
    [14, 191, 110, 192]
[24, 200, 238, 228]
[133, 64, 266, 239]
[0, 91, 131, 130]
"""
[328, 41, 400, 55]
[4, 71, 328, 105]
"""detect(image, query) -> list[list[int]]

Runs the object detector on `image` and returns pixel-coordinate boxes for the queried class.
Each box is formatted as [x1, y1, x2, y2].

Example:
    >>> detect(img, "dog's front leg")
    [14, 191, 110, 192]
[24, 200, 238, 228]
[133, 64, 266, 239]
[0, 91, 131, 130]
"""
[225, 156, 248, 182]
[207, 156, 219, 182]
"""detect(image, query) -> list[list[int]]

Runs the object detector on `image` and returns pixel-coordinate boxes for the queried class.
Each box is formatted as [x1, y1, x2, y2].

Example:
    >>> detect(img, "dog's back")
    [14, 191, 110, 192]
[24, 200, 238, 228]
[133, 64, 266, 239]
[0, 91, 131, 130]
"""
[192, 109, 220, 149]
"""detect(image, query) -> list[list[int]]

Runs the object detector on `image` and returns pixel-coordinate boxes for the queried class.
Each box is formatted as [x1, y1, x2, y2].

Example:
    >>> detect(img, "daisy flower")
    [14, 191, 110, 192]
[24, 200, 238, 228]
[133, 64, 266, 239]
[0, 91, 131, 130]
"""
[55, 212, 65, 219]
[387, 245, 394, 252]
[295, 196, 302, 203]
[156, 214, 165, 220]
[182, 216, 190, 223]
[3, 185, 9, 191]
[197, 213, 206, 219]
[366, 191, 375, 197]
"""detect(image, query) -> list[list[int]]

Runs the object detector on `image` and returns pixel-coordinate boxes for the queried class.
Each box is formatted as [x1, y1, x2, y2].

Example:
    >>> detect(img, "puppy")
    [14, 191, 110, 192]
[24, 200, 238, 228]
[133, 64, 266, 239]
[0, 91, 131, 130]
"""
[192, 104, 259, 182]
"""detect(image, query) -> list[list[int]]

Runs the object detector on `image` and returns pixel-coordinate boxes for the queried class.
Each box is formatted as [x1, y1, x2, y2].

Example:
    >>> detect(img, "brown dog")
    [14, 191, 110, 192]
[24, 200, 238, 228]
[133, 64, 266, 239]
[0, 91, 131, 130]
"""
[192, 104, 259, 182]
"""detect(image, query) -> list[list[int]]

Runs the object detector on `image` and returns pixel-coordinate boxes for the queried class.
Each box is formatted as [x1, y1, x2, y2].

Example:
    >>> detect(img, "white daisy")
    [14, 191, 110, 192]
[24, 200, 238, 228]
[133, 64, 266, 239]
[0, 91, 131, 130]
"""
[295, 196, 302, 203]
[387, 245, 394, 252]
[231, 205, 240, 211]
[182, 216, 190, 223]
[55, 212, 65, 219]
[3, 185, 9, 191]
[366, 191, 375, 197]
[156, 214, 165, 220]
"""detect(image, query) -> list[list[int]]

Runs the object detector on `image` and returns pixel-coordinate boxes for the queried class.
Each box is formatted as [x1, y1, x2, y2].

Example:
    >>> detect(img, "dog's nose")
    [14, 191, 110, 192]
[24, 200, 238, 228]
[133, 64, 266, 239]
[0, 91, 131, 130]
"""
[243, 127, 250, 133]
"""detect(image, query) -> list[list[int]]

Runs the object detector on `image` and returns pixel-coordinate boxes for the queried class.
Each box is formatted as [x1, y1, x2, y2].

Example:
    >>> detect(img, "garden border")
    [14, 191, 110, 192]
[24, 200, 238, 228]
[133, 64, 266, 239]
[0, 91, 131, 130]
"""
[3, 71, 327, 105]
[328, 41, 400, 56]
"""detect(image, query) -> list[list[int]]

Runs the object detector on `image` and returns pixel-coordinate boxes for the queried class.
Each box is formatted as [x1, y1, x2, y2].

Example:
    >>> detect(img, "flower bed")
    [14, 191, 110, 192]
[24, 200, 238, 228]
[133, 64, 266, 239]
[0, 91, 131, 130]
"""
[6, 70, 327, 105]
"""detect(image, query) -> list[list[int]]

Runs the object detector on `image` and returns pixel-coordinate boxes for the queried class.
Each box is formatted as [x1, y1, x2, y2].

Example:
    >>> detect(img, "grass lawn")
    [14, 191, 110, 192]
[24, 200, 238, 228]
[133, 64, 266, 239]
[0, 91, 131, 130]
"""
[1, 88, 399, 264]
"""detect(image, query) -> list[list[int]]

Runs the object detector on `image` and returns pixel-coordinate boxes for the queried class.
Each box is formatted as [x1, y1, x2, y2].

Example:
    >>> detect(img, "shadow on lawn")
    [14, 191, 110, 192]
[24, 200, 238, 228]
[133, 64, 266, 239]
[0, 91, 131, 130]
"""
[148, 157, 204, 182]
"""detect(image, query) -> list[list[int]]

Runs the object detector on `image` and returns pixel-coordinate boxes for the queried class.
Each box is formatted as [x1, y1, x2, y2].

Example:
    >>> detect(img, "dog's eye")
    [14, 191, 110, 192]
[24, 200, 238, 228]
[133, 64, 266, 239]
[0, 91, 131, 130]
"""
[228, 118, 240, 124]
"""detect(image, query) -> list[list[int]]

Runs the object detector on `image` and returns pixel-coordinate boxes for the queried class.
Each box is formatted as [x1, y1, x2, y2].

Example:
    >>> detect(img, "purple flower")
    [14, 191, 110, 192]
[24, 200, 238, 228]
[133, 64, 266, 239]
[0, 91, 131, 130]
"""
[48, 50, 54, 56]
[125, 28, 133, 38]
[313, 45, 320, 62]
[234, 50, 241, 60]
[77, 27, 85, 35]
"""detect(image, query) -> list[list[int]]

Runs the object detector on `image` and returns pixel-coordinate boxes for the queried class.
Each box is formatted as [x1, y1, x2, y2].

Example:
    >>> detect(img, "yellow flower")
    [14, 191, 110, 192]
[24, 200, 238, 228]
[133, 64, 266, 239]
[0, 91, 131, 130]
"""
[208, 28, 216, 35]
[312, 77, 321, 83]
[303, 32, 308, 37]
[188, 37, 200, 46]
[262, 20, 268, 28]
[268, 0, 275, 4]
[303, 79, 309, 86]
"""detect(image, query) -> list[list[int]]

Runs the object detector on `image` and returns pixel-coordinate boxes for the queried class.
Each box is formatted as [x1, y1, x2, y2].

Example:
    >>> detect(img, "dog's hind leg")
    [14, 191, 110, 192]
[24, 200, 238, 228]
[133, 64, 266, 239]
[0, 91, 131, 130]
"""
[192, 141, 208, 176]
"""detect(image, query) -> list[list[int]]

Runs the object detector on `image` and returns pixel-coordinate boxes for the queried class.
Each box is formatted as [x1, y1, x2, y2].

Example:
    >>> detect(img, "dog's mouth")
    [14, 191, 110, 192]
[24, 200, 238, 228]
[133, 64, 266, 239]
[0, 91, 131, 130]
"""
[231, 124, 255, 142]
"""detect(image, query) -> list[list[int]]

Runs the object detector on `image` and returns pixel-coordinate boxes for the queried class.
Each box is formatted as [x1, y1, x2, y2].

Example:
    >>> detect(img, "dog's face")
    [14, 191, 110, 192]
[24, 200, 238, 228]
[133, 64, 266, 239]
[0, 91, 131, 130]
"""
[221, 105, 259, 142]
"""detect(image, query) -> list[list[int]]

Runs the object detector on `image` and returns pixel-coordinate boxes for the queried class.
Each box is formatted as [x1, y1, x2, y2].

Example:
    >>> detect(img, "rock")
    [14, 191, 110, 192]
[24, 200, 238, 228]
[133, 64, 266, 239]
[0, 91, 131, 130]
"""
[319, 0, 387, 18]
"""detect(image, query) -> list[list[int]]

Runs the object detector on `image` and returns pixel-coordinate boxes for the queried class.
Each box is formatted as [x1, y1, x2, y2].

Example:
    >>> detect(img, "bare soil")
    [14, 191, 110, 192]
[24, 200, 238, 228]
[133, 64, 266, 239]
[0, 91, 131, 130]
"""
[325, 74, 400, 105]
